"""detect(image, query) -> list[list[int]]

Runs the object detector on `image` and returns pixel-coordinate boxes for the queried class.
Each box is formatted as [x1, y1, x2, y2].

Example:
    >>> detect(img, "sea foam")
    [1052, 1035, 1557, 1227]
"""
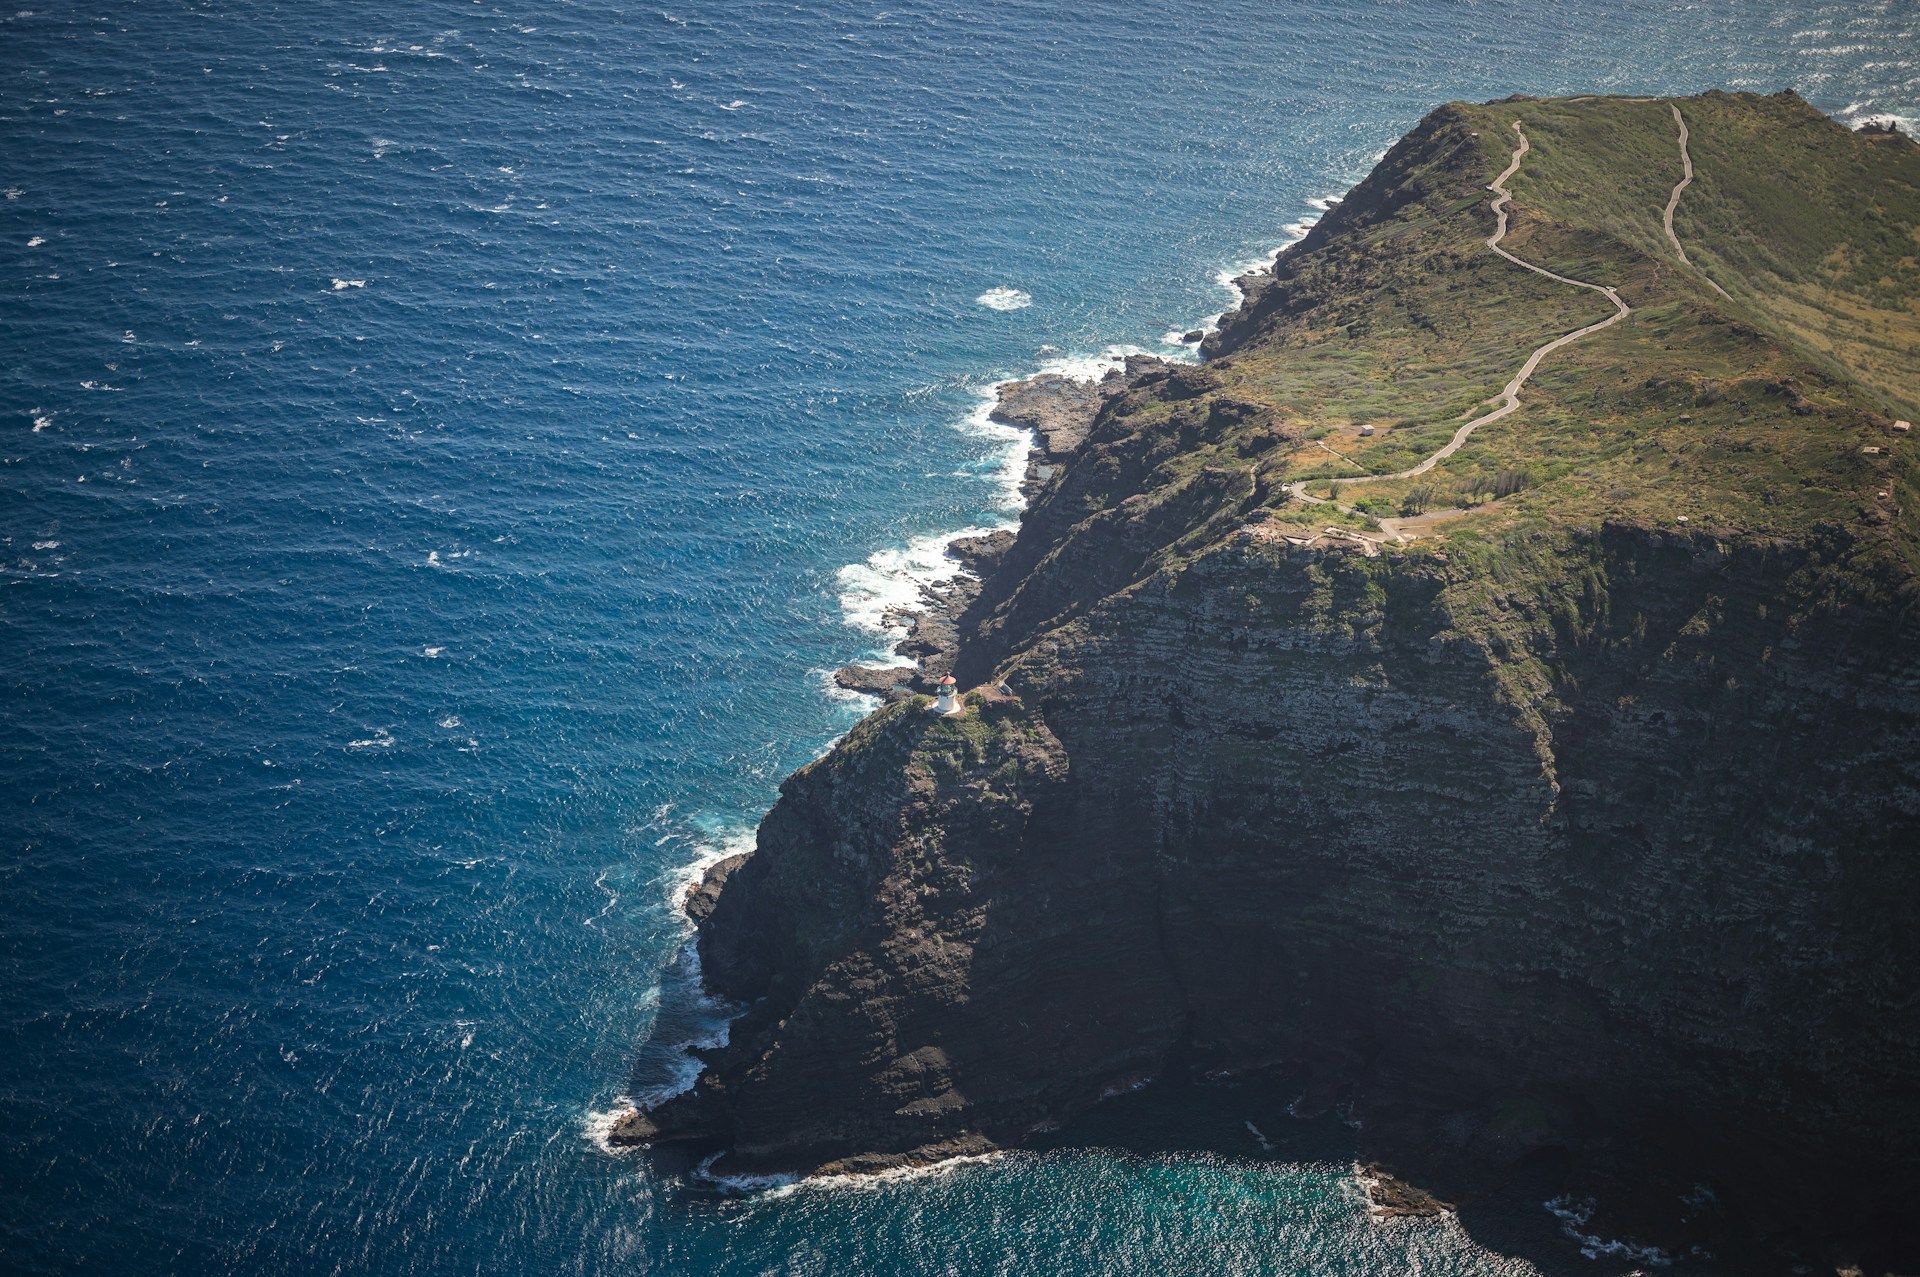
[836, 523, 1004, 641]
[975, 286, 1032, 311]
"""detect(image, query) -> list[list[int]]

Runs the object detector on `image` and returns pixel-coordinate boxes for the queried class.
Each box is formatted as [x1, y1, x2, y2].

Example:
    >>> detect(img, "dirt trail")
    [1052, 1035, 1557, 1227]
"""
[1280, 120, 1631, 538]
[1663, 103, 1732, 299]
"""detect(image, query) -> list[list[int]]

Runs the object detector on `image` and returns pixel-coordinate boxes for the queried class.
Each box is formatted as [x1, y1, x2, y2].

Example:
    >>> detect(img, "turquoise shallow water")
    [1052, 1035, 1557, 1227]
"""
[3, 1, 1916, 1272]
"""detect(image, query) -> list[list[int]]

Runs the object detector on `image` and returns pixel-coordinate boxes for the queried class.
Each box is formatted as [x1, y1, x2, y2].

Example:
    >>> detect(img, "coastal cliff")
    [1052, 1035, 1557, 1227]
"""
[623, 92, 1920, 1262]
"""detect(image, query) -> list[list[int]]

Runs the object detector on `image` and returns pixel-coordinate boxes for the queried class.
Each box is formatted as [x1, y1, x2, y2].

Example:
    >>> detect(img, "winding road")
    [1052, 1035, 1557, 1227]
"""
[1277, 114, 1676, 541]
[1663, 104, 1732, 299]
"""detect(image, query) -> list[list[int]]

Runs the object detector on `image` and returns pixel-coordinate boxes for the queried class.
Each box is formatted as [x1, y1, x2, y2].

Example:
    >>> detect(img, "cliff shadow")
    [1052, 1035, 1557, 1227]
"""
[1026, 1073, 1736, 1277]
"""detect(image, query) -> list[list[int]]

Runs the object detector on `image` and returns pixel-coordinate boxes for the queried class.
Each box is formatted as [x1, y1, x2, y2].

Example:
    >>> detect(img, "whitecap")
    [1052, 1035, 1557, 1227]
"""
[834, 341, 1151, 660]
[31, 414, 50, 432]
[836, 523, 1003, 641]
[580, 1103, 644, 1157]
[1032, 342, 1151, 385]
[31, 540, 58, 550]
[582, 828, 755, 1149]
[692, 1147, 1004, 1199]
[959, 388, 1034, 514]
[27, 235, 44, 247]
[437, 715, 461, 729]
[1545, 1195, 1675, 1266]
[330, 278, 366, 290]
[348, 728, 395, 749]
[975, 286, 1031, 311]
[421, 645, 445, 658]
[1844, 108, 1917, 134]
[671, 825, 757, 910]
[719, 99, 748, 111]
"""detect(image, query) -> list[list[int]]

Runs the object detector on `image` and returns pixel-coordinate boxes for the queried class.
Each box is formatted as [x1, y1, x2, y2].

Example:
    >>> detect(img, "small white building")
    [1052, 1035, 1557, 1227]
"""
[932, 675, 962, 715]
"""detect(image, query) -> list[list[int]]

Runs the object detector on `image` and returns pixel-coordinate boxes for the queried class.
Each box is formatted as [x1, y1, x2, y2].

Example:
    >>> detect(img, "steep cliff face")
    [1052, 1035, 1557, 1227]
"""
[626, 92, 1920, 1255]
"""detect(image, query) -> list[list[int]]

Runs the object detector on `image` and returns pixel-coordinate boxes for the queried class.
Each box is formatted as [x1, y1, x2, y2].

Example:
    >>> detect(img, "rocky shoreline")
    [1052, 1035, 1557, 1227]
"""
[828, 357, 1175, 704]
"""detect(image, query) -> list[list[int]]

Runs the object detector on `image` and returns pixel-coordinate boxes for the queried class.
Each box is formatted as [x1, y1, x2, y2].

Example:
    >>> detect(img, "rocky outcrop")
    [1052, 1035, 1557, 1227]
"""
[627, 91, 1920, 1265]
[828, 364, 1156, 702]
[992, 358, 1171, 500]
[644, 521, 1920, 1219]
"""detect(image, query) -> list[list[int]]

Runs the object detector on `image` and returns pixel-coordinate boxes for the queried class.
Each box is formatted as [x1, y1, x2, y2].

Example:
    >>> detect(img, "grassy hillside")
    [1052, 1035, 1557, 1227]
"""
[1173, 92, 1919, 578]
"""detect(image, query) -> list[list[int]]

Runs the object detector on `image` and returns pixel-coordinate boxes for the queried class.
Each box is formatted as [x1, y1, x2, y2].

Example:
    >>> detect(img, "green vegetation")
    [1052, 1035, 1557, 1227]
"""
[1676, 93, 1920, 415]
[1142, 93, 1913, 569]
[985, 92, 1915, 663]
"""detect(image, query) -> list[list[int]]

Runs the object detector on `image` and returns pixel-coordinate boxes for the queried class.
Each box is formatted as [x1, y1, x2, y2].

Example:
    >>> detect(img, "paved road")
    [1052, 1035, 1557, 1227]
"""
[1282, 120, 1633, 536]
[1664, 104, 1732, 299]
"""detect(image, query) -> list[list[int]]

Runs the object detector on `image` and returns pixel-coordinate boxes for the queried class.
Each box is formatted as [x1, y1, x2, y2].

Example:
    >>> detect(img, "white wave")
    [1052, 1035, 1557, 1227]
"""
[348, 727, 395, 749]
[1306, 193, 1343, 211]
[421, 645, 445, 658]
[1843, 108, 1917, 134]
[583, 828, 756, 1162]
[1100, 1074, 1153, 1100]
[694, 1148, 1005, 1199]
[692, 1152, 802, 1195]
[27, 235, 45, 247]
[580, 1103, 643, 1157]
[960, 390, 1032, 515]
[836, 522, 1002, 640]
[670, 825, 756, 911]
[1212, 246, 1282, 295]
[330, 278, 366, 290]
[832, 341, 1153, 662]
[1245, 1120, 1275, 1152]
[32, 414, 51, 432]
[719, 99, 748, 111]
[1545, 1195, 1675, 1266]
[437, 715, 461, 729]
[813, 663, 905, 709]
[1032, 343, 1151, 385]
[1183, 209, 1327, 338]
[975, 286, 1032, 311]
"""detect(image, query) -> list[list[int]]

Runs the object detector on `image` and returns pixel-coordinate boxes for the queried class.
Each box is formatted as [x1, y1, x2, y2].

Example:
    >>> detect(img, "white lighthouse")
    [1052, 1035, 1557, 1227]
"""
[932, 674, 962, 715]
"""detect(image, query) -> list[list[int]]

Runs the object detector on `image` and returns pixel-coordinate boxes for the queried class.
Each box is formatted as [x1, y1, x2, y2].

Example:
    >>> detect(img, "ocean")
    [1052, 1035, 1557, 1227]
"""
[2, 1, 1914, 1271]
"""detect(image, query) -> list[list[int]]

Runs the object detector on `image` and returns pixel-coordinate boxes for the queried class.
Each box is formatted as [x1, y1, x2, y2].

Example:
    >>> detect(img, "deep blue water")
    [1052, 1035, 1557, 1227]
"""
[3, 2, 1915, 1272]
